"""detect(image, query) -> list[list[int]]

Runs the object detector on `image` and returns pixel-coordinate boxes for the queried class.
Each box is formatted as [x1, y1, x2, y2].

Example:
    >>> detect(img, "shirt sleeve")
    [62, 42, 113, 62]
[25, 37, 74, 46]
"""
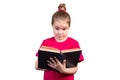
[35, 40, 47, 56]
[35, 52, 38, 56]
[78, 53, 84, 62]
[70, 38, 84, 62]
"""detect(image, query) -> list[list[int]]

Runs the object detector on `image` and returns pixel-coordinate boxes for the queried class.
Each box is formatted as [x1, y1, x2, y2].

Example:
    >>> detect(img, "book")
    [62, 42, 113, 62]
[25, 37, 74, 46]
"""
[38, 46, 82, 70]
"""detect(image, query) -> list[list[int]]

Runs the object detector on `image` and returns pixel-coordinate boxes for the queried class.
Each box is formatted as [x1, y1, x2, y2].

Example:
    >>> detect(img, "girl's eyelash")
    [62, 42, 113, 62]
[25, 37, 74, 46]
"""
[55, 27, 67, 30]
[56, 28, 59, 30]
[63, 28, 67, 30]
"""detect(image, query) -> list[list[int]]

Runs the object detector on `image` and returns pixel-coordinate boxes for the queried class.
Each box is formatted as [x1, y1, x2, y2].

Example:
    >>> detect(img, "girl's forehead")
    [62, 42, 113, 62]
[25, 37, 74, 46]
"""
[54, 19, 68, 24]
[53, 20, 69, 26]
[54, 18, 69, 21]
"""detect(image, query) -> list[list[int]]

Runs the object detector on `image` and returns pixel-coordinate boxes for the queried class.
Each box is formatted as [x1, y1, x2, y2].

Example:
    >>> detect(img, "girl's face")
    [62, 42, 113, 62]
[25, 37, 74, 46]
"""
[52, 19, 70, 42]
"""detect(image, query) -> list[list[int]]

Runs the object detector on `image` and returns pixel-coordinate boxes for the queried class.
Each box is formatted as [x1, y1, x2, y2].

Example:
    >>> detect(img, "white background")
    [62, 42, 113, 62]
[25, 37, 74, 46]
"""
[0, 0, 120, 80]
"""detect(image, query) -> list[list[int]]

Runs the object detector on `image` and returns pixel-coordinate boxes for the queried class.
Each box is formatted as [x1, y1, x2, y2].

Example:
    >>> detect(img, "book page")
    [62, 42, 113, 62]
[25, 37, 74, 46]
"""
[61, 48, 81, 53]
[39, 46, 60, 53]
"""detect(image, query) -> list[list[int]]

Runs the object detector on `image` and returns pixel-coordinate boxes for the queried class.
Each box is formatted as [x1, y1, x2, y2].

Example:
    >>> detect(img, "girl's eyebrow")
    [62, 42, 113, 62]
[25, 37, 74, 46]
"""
[54, 26, 68, 28]
[62, 26, 68, 28]
[55, 26, 59, 28]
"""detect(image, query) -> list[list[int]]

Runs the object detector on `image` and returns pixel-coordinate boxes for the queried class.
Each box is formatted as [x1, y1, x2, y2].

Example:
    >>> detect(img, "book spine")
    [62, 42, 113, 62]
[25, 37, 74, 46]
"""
[60, 50, 62, 54]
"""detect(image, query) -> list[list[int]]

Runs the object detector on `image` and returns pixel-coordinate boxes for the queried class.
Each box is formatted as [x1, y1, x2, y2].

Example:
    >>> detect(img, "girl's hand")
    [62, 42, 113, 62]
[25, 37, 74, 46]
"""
[47, 57, 66, 73]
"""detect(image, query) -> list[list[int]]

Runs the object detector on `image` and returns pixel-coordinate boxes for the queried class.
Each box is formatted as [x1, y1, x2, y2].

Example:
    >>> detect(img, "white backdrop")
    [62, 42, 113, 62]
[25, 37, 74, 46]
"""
[0, 0, 120, 80]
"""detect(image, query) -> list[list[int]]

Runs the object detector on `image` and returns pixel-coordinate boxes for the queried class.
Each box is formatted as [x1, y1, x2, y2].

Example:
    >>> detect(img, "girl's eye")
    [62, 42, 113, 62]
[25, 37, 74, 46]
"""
[55, 27, 59, 30]
[63, 28, 67, 30]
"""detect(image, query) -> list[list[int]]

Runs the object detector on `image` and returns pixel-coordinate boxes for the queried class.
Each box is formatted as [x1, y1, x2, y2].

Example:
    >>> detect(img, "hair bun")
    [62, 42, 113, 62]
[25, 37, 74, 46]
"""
[58, 3, 66, 12]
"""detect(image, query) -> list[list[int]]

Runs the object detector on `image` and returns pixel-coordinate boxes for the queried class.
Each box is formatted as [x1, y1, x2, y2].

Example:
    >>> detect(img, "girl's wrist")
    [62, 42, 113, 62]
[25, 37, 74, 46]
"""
[58, 68, 66, 74]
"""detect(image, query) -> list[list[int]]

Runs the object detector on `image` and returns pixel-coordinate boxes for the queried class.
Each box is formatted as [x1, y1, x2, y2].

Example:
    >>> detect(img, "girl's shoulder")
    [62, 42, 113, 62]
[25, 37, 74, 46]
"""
[67, 37, 80, 48]
[42, 37, 56, 45]
[40, 37, 55, 46]
[43, 37, 55, 41]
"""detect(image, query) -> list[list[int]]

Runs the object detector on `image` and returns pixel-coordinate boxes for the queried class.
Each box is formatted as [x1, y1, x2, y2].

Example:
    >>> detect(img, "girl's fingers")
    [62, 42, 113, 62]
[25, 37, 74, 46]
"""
[47, 60, 53, 64]
[47, 60, 55, 68]
[49, 57, 56, 64]
[63, 60, 66, 66]
[48, 62, 54, 67]
[54, 57, 60, 63]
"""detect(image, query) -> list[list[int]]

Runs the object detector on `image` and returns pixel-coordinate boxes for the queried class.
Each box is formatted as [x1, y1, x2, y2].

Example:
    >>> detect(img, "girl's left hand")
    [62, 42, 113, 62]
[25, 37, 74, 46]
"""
[47, 57, 66, 73]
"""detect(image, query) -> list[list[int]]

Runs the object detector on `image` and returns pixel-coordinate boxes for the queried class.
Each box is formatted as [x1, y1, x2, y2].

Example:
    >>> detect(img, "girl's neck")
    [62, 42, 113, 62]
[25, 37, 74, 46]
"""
[55, 36, 68, 42]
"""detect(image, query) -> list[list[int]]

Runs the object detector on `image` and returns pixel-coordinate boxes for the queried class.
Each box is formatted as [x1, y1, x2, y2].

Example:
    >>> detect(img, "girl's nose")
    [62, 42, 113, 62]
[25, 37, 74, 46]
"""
[58, 30, 63, 34]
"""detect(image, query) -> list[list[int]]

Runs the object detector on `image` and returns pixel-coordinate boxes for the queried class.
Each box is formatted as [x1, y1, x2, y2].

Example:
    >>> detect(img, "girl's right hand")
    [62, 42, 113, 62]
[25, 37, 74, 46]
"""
[47, 57, 66, 73]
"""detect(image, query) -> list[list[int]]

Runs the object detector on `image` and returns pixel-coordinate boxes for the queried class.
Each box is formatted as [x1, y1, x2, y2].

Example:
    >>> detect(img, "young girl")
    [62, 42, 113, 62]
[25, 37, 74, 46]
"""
[35, 3, 84, 80]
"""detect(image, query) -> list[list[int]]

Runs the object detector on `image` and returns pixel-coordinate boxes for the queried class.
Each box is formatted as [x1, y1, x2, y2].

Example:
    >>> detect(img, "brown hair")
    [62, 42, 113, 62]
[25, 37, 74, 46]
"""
[51, 3, 71, 27]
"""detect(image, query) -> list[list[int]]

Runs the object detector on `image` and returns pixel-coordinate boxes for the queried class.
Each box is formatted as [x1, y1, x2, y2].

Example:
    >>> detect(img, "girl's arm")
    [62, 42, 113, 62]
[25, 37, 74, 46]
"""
[60, 66, 78, 74]
[35, 57, 39, 70]
[48, 57, 78, 74]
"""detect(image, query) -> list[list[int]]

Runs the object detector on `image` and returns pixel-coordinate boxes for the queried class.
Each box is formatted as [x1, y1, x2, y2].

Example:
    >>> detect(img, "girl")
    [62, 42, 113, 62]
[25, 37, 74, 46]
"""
[35, 3, 84, 80]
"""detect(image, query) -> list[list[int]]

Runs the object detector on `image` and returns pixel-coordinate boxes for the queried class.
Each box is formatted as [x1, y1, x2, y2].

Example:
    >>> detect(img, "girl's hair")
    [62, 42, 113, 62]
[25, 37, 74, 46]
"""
[51, 3, 71, 26]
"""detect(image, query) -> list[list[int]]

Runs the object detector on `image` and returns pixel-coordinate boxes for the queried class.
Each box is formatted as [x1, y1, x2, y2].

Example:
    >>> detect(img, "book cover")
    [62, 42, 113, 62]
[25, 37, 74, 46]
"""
[38, 46, 82, 70]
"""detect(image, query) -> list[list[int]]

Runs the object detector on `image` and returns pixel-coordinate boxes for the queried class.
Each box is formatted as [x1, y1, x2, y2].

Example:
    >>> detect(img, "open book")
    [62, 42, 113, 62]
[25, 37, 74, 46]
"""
[38, 46, 82, 70]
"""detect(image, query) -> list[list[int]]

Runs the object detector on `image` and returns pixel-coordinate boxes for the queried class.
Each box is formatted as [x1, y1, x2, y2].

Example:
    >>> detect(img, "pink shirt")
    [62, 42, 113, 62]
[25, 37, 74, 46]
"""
[36, 37, 84, 80]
